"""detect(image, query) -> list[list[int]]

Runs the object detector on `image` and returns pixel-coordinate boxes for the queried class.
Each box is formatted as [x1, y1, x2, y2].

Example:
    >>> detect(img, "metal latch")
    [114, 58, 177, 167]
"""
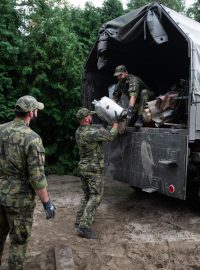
[159, 150, 178, 166]
[142, 187, 159, 193]
[159, 160, 177, 165]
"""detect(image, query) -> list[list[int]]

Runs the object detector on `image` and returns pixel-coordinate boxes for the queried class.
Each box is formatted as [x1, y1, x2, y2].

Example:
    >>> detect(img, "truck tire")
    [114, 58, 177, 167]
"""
[131, 186, 142, 192]
[187, 176, 200, 209]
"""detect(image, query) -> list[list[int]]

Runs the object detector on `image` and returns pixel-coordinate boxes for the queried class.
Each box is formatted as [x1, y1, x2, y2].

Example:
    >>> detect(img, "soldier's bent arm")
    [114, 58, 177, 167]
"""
[86, 126, 118, 143]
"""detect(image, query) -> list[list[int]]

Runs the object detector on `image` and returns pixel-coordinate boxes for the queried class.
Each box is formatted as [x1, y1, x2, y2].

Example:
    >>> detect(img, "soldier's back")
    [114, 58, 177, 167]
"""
[0, 119, 41, 207]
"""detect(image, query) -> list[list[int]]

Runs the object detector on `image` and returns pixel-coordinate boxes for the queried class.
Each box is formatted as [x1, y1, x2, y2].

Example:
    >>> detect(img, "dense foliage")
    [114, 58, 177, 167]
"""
[127, 0, 185, 12]
[0, 0, 199, 174]
[0, 0, 22, 120]
[187, 0, 200, 22]
[17, 0, 85, 174]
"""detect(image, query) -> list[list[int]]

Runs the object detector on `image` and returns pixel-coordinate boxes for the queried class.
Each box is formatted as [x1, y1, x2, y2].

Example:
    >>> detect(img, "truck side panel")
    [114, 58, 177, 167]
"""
[104, 127, 188, 200]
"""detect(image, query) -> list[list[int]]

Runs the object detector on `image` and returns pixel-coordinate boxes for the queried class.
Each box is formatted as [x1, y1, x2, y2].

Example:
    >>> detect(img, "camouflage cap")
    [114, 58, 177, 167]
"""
[76, 108, 95, 121]
[114, 65, 127, 76]
[15, 95, 44, 112]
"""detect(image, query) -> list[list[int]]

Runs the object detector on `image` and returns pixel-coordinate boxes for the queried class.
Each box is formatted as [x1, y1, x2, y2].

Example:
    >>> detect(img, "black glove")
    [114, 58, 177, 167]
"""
[126, 106, 134, 119]
[113, 111, 126, 123]
[42, 200, 56, 219]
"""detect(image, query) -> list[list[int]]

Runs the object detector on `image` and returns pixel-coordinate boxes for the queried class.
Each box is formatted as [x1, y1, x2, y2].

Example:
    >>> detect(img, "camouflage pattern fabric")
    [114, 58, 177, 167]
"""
[137, 89, 153, 116]
[15, 95, 44, 112]
[0, 119, 47, 207]
[76, 173, 104, 228]
[0, 118, 47, 269]
[0, 203, 35, 270]
[113, 74, 153, 114]
[76, 108, 95, 121]
[75, 125, 118, 173]
[75, 125, 118, 228]
[114, 65, 127, 76]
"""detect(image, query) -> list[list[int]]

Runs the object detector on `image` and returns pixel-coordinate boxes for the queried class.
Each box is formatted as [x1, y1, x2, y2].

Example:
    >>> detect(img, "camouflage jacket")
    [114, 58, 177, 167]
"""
[0, 119, 47, 207]
[75, 125, 118, 173]
[113, 74, 149, 103]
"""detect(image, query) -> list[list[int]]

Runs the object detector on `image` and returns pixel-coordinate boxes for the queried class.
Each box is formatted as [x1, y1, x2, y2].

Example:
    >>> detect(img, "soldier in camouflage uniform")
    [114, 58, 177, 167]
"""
[0, 96, 56, 270]
[113, 65, 153, 128]
[75, 108, 118, 239]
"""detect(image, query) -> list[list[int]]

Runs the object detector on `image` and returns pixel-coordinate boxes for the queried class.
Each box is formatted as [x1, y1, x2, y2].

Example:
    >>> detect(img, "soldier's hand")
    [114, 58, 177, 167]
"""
[126, 106, 133, 119]
[42, 200, 56, 219]
[113, 111, 126, 123]
[102, 119, 108, 128]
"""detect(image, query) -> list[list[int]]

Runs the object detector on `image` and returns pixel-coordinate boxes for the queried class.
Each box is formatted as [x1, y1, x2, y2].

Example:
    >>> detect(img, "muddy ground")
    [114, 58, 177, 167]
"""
[2, 175, 200, 270]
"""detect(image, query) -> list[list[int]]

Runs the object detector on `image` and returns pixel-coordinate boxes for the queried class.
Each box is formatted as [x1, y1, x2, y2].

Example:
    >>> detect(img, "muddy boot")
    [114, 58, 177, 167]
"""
[0, 263, 7, 270]
[0, 266, 6, 270]
[77, 226, 97, 239]
[75, 223, 79, 231]
[75, 223, 79, 229]
[134, 115, 143, 128]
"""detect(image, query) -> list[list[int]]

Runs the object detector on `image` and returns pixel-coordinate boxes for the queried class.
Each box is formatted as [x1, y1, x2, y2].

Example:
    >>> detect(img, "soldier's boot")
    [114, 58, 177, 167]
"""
[77, 226, 97, 239]
[0, 265, 7, 270]
[75, 223, 79, 229]
[74, 223, 79, 233]
[134, 115, 143, 128]
[0, 259, 7, 270]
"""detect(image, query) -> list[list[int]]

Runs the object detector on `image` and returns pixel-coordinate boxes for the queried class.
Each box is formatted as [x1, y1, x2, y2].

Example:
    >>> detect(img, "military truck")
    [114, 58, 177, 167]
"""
[82, 2, 200, 203]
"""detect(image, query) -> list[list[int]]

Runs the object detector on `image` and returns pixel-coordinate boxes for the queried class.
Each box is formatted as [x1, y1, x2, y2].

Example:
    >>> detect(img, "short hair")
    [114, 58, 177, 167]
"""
[15, 106, 29, 118]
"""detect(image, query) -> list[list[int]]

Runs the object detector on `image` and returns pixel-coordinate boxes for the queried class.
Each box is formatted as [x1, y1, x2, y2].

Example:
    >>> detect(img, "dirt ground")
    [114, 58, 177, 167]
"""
[2, 174, 200, 270]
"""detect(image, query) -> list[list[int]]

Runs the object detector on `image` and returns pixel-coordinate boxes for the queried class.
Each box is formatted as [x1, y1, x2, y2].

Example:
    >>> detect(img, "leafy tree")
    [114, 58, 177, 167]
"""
[187, 0, 200, 22]
[0, 0, 22, 122]
[101, 0, 124, 22]
[69, 3, 102, 56]
[69, 0, 124, 57]
[18, 0, 84, 174]
[126, 0, 185, 12]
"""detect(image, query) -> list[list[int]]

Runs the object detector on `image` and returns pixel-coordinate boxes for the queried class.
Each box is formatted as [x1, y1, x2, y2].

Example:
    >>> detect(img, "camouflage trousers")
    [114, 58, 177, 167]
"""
[120, 88, 153, 115]
[137, 89, 154, 115]
[0, 203, 35, 270]
[76, 171, 104, 228]
[125, 89, 153, 127]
